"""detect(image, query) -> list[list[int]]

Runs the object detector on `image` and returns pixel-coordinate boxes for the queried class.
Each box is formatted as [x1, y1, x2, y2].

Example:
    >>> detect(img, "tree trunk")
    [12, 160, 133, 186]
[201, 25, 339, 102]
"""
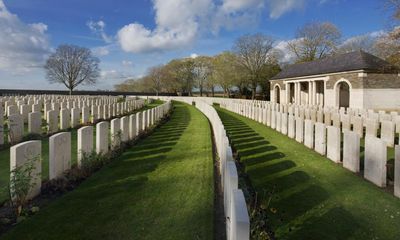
[252, 86, 256, 100]
[211, 86, 215, 97]
[69, 88, 73, 95]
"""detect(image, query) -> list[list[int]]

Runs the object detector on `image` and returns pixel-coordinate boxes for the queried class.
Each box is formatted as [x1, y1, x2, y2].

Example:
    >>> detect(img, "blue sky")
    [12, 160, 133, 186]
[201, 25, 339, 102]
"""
[0, 0, 392, 90]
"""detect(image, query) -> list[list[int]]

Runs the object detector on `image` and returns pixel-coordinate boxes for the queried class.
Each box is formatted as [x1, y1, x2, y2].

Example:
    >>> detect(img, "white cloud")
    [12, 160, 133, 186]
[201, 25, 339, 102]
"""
[92, 46, 110, 56]
[273, 39, 300, 63]
[190, 53, 199, 59]
[0, 0, 51, 73]
[87, 20, 113, 43]
[267, 0, 306, 19]
[100, 69, 133, 80]
[118, 0, 213, 53]
[119, 0, 305, 54]
[122, 60, 133, 67]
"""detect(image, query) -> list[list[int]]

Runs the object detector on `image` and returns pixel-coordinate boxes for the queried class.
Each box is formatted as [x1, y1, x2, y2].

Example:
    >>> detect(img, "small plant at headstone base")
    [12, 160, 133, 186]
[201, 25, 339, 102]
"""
[7, 155, 40, 218]
[79, 151, 108, 177]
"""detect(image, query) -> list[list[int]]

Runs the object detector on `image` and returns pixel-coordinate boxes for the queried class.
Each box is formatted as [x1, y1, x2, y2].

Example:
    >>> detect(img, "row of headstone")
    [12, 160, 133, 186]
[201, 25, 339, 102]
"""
[220, 99, 400, 148]
[220, 99, 400, 200]
[158, 96, 250, 240]
[1, 96, 145, 146]
[9, 100, 171, 201]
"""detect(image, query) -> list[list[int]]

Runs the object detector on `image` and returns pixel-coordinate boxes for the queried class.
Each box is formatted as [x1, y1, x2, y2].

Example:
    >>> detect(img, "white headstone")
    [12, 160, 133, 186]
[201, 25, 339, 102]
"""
[77, 126, 94, 168]
[129, 114, 136, 140]
[49, 132, 71, 180]
[304, 120, 314, 149]
[364, 136, 387, 187]
[71, 108, 80, 128]
[395, 145, 400, 198]
[326, 126, 341, 163]
[10, 140, 41, 199]
[380, 120, 395, 147]
[295, 117, 304, 143]
[60, 109, 70, 130]
[314, 123, 326, 155]
[96, 121, 109, 155]
[8, 114, 23, 144]
[28, 112, 41, 134]
[343, 131, 360, 172]
[111, 118, 121, 149]
[120, 116, 129, 142]
[47, 110, 58, 134]
[288, 114, 295, 139]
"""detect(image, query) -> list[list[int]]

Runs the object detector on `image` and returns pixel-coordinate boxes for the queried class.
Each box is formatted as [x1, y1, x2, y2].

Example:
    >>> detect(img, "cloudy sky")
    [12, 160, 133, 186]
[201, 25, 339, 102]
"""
[0, 0, 391, 90]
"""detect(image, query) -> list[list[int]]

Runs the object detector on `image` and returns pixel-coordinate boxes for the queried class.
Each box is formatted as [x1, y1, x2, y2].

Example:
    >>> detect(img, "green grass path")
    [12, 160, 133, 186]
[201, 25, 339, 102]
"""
[215, 106, 400, 240]
[0, 101, 214, 240]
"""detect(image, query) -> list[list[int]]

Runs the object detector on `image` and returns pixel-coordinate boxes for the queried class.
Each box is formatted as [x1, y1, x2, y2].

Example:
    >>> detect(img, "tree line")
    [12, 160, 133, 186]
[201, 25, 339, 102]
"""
[43, 0, 400, 98]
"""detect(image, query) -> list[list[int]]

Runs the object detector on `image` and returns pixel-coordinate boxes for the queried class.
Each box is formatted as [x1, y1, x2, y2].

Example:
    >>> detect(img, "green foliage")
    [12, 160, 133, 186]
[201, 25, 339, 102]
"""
[8, 155, 40, 217]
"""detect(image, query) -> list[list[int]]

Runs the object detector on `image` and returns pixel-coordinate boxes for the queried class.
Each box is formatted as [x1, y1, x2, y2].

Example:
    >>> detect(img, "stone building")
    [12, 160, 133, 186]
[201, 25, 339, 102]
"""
[270, 51, 400, 110]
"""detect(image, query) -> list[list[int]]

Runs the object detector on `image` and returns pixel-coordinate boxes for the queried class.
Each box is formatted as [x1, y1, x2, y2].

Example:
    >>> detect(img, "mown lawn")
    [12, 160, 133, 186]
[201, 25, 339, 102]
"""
[215, 106, 400, 240]
[0, 100, 163, 203]
[0, 101, 214, 240]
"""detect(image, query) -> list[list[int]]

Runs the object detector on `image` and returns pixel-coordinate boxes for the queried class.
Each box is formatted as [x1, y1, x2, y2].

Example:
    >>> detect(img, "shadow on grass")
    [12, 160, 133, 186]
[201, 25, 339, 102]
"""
[0, 103, 194, 240]
[214, 108, 364, 240]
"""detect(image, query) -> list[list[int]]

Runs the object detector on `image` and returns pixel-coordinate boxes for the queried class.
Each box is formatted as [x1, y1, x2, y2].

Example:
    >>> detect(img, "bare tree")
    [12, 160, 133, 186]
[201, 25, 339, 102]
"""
[192, 56, 213, 96]
[45, 45, 100, 95]
[147, 65, 165, 96]
[384, 0, 400, 20]
[288, 22, 341, 62]
[233, 33, 275, 99]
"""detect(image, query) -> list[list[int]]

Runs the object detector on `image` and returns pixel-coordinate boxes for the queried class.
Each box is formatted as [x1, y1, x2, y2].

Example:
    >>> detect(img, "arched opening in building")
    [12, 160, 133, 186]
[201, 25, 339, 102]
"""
[274, 85, 281, 103]
[338, 81, 350, 108]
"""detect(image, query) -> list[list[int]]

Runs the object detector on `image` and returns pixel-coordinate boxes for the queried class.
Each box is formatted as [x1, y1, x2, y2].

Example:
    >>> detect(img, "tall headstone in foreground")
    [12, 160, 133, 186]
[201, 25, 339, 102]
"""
[120, 116, 129, 142]
[304, 120, 314, 149]
[295, 117, 304, 143]
[364, 136, 387, 187]
[111, 118, 121, 149]
[77, 126, 93, 168]
[10, 140, 42, 199]
[326, 126, 341, 163]
[49, 132, 71, 180]
[314, 123, 326, 155]
[96, 121, 109, 155]
[343, 131, 360, 173]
